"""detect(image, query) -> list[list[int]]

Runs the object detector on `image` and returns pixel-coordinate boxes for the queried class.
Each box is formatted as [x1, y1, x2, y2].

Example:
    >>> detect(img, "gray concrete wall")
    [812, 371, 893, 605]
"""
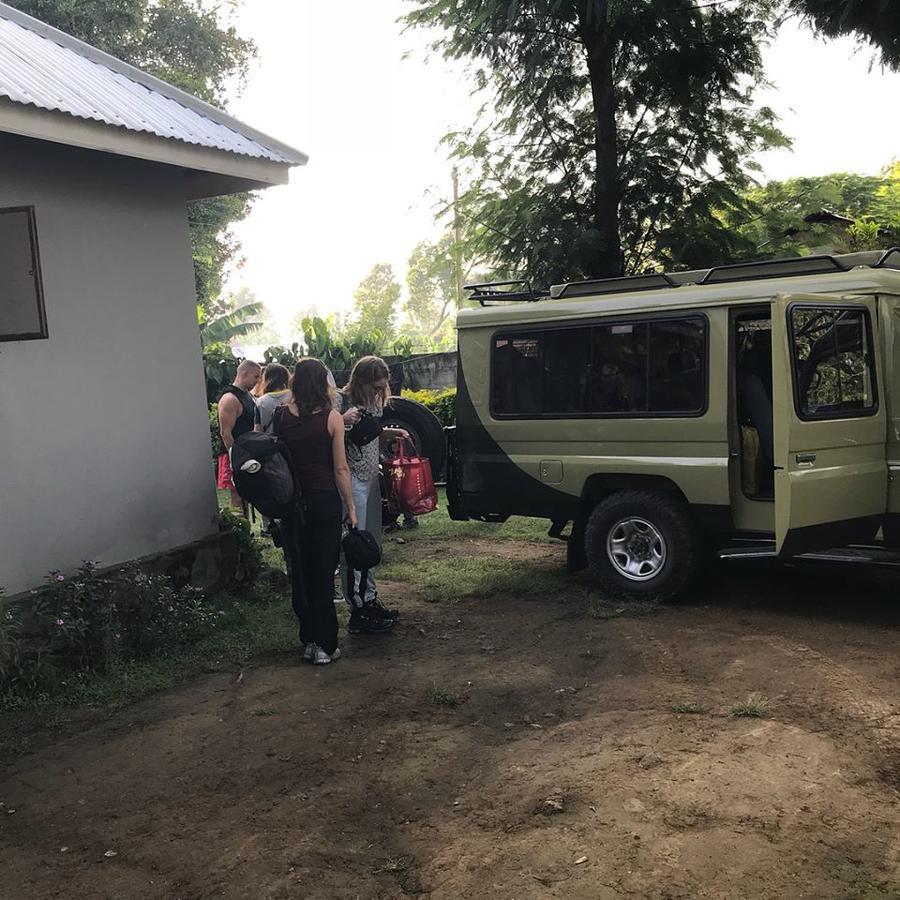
[0, 134, 218, 595]
[396, 351, 458, 392]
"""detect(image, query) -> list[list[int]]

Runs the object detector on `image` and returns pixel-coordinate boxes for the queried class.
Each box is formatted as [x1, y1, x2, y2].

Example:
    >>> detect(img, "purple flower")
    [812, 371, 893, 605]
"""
[54, 618, 65, 626]
[55, 574, 65, 582]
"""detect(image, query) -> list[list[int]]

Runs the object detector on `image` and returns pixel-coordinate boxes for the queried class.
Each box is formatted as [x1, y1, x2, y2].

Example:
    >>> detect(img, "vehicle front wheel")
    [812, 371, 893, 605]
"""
[584, 490, 700, 601]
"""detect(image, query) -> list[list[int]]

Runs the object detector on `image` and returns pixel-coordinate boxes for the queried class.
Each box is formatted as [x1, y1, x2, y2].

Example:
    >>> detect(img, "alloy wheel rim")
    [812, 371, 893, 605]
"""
[606, 517, 667, 581]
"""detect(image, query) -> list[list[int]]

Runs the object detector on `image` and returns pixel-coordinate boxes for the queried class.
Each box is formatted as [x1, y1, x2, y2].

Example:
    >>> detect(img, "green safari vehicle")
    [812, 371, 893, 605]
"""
[445, 249, 900, 600]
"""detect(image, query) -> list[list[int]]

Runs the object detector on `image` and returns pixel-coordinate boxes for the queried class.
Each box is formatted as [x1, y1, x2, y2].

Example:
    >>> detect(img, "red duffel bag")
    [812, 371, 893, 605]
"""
[386, 440, 438, 517]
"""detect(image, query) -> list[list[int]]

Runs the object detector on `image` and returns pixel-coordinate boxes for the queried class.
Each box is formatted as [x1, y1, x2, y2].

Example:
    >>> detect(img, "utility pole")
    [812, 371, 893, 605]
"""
[452, 166, 463, 308]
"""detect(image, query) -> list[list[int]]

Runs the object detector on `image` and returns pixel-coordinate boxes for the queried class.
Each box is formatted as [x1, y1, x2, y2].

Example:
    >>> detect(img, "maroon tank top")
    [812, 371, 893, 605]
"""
[274, 407, 335, 492]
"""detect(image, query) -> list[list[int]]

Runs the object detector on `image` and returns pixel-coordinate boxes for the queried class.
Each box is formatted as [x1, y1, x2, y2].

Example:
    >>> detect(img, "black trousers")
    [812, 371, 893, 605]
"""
[283, 489, 341, 655]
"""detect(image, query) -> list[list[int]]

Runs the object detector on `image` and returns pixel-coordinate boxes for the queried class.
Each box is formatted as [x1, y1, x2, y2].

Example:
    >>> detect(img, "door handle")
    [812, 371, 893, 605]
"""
[796, 452, 817, 464]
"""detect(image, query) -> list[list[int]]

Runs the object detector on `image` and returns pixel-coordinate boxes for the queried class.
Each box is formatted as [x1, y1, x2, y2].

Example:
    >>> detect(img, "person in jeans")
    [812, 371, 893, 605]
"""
[339, 356, 409, 634]
[274, 359, 357, 665]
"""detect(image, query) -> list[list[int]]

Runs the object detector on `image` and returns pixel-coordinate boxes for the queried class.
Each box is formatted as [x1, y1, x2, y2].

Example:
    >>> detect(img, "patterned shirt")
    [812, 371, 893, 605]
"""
[344, 398, 383, 482]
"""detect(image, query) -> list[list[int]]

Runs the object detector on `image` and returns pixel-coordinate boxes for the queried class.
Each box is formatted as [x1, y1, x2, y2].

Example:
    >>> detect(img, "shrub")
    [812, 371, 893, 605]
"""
[0, 563, 229, 698]
[402, 388, 456, 427]
[218, 507, 266, 583]
[209, 403, 223, 458]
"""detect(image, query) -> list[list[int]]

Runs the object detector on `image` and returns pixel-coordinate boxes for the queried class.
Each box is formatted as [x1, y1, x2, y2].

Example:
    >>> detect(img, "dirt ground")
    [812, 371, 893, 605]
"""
[3, 538, 900, 900]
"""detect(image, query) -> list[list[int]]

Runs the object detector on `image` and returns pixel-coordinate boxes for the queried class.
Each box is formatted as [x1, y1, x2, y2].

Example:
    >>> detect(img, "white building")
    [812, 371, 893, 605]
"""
[0, 3, 306, 595]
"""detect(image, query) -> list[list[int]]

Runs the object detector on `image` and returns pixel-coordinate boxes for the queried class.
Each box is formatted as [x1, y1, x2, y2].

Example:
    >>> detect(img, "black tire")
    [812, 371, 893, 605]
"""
[584, 490, 700, 601]
[382, 397, 447, 479]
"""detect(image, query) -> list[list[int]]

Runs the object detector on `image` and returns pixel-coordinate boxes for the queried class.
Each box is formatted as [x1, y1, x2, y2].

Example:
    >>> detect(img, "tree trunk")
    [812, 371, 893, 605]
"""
[577, 2, 624, 277]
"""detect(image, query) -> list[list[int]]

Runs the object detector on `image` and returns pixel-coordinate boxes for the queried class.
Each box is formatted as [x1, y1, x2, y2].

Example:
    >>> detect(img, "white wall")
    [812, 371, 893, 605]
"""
[0, 134, 219, 594]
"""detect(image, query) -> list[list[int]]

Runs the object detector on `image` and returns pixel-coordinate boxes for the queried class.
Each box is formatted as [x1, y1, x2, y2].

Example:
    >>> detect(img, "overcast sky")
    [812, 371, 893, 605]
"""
[224, 2, 900, 336]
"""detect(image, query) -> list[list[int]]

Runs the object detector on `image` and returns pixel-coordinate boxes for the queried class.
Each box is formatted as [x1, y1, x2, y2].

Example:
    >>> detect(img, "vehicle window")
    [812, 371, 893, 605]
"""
[790, 306, 876, 419]
[587, 322, 648, 412]
[543, 327, 592, 413]
[492, 335, 542, 415]
[648, 319, 705, 412]
[492, 316, 706, 417]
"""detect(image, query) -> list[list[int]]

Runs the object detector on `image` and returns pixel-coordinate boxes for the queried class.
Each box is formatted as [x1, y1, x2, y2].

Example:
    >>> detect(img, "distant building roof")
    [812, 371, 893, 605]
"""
[0, 2, 306, 196]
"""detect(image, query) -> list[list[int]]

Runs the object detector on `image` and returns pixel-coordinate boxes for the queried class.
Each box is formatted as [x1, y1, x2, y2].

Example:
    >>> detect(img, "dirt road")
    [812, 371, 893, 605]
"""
[3, 539, 900, 899]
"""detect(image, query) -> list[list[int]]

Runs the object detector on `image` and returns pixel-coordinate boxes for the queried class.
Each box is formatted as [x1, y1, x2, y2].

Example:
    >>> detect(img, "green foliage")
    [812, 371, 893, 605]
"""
[789, 0, 900, 70]
[728, 165, 900, 259]
[403, 388, 457, 427]
[406, 236, 459, 346]
[209, 402, 223, 458]
[0, 562, 225, 698]
[351, 263, 401, 339]
[200, 301, 264, 349]
[217, 507, 266, 584]
[203, 342, 239, 404]
[6, 0, 257, 314]
[407, 0, 788, 284]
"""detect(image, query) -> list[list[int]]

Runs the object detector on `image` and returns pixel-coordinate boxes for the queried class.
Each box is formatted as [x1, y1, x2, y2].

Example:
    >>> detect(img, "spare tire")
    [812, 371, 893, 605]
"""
[382, 396, 447, 479]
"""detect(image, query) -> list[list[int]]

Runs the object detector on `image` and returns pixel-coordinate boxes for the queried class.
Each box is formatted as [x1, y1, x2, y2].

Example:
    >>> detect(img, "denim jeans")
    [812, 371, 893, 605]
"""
[341, 474, 382, 607]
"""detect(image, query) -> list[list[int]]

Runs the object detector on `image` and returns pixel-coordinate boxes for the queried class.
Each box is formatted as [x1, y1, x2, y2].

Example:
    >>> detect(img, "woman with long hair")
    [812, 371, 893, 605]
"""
[339, 356, 409, 634]
[273, 358, 357, 664]
[254, 362, 291, 432]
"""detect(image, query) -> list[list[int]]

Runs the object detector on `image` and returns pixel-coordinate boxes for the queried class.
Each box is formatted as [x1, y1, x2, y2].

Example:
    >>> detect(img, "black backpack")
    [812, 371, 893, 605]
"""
[231, 431, 296, 518]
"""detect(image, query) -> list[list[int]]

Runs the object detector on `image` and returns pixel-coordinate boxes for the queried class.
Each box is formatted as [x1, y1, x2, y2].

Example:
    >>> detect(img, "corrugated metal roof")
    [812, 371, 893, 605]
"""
[0, 5, 304, 166]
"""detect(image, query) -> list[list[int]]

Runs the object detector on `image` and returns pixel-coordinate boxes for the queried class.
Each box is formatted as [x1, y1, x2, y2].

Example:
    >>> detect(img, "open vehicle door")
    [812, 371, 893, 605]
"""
[772, 293, 887, 556]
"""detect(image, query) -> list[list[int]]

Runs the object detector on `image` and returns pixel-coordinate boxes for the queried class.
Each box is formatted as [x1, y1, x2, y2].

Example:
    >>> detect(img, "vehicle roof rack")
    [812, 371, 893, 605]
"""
[875, 247, 900, 270]
[555, 272, 678, 299]
[465, 280, 550, 306]
[699, 254, 849, 284]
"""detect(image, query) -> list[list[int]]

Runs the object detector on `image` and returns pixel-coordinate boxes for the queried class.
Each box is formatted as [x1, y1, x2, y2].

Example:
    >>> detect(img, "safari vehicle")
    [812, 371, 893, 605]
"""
[445, 249, 900, 600]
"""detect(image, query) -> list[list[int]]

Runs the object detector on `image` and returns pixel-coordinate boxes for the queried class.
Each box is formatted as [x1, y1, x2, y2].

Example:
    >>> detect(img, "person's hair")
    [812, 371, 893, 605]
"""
[263, 363, 289, 393]
[290, 358, 335, 415]
[237, 359, 261, 377]
[347, 355, 391, 409]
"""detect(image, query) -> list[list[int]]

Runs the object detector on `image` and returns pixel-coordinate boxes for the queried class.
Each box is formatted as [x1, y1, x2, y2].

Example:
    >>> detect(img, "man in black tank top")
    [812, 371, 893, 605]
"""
[217, 360, 262, 509]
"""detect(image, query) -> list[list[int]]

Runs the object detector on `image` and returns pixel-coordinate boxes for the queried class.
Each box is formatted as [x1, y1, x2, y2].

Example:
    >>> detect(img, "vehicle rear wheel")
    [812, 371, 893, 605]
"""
[382, 397, 447, 479]
[584, 490, 700, 601]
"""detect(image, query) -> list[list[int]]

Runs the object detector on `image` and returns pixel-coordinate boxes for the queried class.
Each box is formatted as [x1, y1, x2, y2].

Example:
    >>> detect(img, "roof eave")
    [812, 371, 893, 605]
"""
[0, 99, 295, 198]
[0, 0, 307, 167]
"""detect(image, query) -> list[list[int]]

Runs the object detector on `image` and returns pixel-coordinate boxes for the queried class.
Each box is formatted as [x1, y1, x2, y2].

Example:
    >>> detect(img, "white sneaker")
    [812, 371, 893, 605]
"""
[313, 646, 341, 665]
[302, 643, 315, 663]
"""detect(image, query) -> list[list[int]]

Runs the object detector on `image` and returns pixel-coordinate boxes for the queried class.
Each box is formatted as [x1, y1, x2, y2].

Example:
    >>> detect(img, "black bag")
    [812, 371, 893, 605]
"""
[231, 431, 296, 519]
[347, 410, 382, 447]
[342, 526, 382, 570]
[340, 392, 382, 448]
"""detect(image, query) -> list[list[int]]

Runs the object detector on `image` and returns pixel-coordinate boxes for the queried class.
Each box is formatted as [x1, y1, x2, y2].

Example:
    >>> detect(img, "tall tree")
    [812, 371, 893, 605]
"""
[729, 164, 900, 259]
[407, 0, 786, 285]
[405, 237, 458, 343]
[351, 264, 401, 340]
[788, 0, 900, 69]
[7, 0, 256, 312]
[409, 0, 900, 285]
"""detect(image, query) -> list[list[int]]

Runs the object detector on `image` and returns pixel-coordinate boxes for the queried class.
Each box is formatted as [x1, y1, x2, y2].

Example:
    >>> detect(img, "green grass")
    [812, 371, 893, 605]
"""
[381, 554, 572, 602]
[730, 693, 771, 718]
[0, 585, 298, 756]
[396, 490, 553, 543]
[671, 702, 707, 715]
[428, 685, 463, 708]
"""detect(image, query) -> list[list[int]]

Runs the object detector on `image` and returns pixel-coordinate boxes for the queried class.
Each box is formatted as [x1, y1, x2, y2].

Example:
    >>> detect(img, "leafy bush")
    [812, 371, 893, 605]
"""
[203, 342, 239, 404]
[1, 563, 228, 698]
[402, 388, 456, 427]
[209, 403, 224, 458]
[218, 507, 266, 584]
